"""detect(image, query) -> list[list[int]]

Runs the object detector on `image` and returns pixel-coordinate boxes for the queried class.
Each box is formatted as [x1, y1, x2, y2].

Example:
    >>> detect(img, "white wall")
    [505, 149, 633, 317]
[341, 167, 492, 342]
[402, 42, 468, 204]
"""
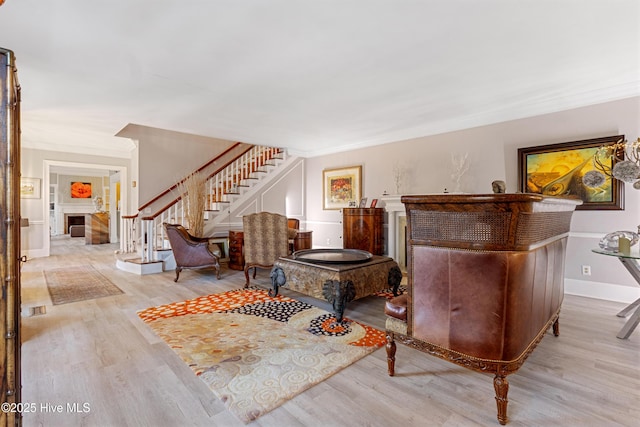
[136, 131, 240, 203]
[304, 96, 640, 303]
[21, 148, 130, 258]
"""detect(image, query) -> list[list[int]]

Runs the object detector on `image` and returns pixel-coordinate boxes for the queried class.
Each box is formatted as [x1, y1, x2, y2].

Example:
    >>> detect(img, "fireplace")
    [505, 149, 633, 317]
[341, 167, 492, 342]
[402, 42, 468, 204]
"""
[382, 195, 407, 272]
[64, 214, 85, 234]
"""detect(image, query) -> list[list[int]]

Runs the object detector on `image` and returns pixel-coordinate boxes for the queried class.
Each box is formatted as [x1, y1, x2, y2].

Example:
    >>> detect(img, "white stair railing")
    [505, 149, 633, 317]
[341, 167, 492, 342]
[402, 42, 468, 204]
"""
[121, 145, 285, 262]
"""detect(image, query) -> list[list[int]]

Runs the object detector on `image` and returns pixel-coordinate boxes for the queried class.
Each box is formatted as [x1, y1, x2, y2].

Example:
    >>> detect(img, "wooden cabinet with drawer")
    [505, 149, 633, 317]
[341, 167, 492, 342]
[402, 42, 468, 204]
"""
[228, 230, 244, 270]
[342, 208, 384, 255]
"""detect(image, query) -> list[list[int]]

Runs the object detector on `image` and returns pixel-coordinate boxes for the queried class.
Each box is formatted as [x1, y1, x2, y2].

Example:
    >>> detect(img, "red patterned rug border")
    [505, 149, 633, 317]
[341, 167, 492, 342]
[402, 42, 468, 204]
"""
[138, 287, 386, 348]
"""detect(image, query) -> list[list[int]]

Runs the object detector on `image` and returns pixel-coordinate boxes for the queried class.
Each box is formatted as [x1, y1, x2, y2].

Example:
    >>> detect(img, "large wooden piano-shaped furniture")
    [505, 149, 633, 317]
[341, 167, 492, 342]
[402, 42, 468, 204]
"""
[384, 194, 581, 424]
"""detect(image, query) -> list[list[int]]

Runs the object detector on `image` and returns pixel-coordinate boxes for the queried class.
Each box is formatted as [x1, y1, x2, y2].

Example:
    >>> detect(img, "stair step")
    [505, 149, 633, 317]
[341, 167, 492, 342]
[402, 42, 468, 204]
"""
[116, 258, 164, 275]
[124, 258, 163, 265]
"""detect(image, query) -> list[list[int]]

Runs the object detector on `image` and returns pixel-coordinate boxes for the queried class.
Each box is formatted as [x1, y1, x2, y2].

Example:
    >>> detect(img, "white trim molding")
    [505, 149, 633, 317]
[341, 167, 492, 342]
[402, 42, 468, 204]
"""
[565, 278, 640, 304]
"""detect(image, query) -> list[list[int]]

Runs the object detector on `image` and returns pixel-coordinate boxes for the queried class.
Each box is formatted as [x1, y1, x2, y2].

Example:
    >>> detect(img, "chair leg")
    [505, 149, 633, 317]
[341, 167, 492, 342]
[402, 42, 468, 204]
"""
[244, 266, 251, 288]
[174, 267, 182, 282]
[494, 374, 509, 425]
[386, 332, 396, 376]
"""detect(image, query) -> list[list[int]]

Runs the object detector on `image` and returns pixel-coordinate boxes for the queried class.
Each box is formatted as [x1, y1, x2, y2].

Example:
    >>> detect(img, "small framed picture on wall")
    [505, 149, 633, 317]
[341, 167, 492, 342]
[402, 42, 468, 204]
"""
[322, 165, 362, 210]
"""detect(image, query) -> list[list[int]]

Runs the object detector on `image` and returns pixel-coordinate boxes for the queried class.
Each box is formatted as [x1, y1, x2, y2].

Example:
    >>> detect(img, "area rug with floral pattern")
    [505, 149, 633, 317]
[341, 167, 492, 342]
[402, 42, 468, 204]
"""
[137, 288, 386, 423]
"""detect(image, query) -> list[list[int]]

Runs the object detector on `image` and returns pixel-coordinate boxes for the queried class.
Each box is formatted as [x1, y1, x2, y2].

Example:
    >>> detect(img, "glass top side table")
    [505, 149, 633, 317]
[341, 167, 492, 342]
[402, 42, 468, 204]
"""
[592, 249, 640, 339]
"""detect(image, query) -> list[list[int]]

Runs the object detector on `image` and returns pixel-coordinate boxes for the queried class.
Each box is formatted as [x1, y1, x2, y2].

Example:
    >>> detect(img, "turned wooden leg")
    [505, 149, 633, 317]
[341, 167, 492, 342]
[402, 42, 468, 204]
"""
[493, 374, 509, 425]
[243, 266, 251, 288]
[553, 318, 560, 336]
[386, 332, 396, 376]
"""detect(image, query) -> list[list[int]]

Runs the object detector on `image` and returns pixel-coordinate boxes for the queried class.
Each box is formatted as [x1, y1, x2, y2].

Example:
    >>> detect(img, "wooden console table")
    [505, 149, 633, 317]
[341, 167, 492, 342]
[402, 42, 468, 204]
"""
[85, 212, 109, 245]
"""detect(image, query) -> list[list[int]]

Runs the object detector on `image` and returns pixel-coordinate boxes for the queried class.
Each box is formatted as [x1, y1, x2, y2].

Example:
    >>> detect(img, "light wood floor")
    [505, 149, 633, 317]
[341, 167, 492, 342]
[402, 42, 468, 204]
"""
[19, 236, 640, 427]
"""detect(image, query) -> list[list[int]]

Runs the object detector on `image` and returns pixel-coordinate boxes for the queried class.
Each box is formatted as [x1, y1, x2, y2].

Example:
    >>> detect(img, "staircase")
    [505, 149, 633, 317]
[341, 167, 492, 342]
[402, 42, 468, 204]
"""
[116, 144, 294, 275]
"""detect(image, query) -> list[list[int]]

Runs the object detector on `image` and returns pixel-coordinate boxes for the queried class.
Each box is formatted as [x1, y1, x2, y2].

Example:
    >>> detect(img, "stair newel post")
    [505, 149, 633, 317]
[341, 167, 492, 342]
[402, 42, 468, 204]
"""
[159, 213, 168, 247]
[153, 218, 160, 252]
[142, 219, 154, 262]
[131, 216, 137, 253]
[150, 219, 156, 260]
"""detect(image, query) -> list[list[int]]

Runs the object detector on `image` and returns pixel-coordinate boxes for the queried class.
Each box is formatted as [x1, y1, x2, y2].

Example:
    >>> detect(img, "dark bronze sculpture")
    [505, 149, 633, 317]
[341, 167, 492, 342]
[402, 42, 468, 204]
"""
[322, 280, 356, 324]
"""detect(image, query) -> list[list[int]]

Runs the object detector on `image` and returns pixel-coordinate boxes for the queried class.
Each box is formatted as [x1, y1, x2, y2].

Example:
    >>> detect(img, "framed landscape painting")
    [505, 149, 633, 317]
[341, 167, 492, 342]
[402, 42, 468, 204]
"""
[323, 165, 362, 210]
[20, 177, 41, 199]
[518, 135, 625, 210]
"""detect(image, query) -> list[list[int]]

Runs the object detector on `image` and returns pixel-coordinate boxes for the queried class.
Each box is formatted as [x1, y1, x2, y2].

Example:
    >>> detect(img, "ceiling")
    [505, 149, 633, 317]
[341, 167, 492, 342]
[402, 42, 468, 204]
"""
[1, 1, 639, 159]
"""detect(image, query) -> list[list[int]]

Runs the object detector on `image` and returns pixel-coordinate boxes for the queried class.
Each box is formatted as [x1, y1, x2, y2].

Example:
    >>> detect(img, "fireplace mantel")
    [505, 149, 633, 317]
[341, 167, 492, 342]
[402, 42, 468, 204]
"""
[55, 203, 94, 235]
[381, 195, 405, 266]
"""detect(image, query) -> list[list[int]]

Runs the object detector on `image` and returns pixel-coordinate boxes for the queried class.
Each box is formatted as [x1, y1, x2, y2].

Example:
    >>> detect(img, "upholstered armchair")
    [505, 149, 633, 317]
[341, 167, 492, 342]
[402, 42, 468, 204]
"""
[164, 223, 221, 282]
[385, 194, 581, 425]
[242, 212, 290, 287]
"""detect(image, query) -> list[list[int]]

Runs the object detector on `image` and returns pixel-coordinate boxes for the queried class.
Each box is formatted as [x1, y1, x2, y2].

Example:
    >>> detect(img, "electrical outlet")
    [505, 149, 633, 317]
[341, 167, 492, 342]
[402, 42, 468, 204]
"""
[326, 238, 331, 245]
[581, 265, 591, 276]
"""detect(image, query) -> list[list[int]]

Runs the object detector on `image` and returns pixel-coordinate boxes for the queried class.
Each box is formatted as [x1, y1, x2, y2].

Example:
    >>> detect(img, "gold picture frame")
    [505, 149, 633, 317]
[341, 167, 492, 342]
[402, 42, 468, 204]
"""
[20, 177, 41, 199]
[322, 165, 362, 210]
[518, 135, 624, 210]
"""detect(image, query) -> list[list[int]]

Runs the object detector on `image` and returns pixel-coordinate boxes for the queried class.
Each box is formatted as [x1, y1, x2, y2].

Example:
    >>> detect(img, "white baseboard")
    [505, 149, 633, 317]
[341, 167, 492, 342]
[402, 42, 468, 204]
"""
[564, 278, 640, 303]
[24, 248, 48, 259]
